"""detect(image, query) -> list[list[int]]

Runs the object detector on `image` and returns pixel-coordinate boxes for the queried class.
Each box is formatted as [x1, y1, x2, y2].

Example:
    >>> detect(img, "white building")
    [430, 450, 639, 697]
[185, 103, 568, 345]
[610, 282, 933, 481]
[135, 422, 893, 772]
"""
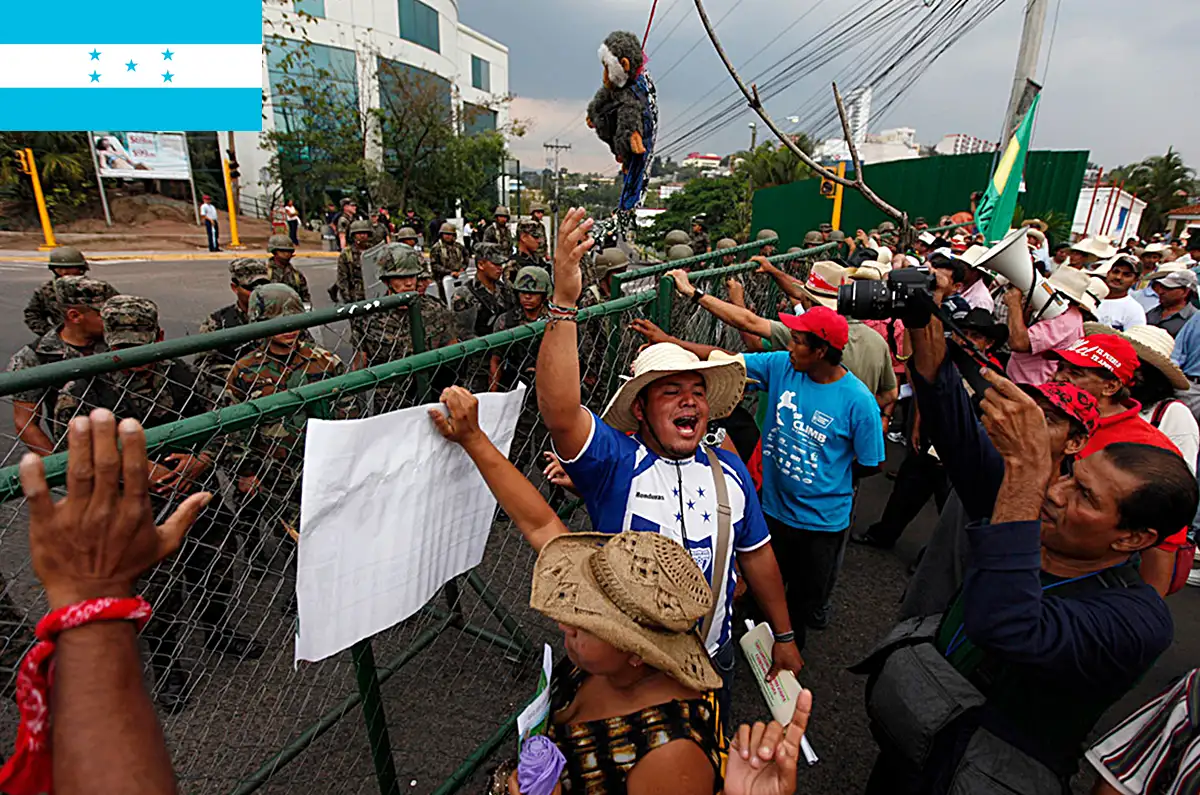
[844, 87, 872, 147]
[682, 152, 724, 171]
[814, 127, 920, 165]
[236, 0, 509, 208]
[935, 133, 996, 156]
[1073, 186, 1147, 242]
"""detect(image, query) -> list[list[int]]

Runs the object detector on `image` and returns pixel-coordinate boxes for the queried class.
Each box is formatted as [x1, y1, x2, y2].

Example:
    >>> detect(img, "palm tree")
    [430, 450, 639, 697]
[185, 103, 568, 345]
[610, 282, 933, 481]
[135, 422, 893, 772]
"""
[734, 137, 815, 189]
[1107, 148, 1195, 235]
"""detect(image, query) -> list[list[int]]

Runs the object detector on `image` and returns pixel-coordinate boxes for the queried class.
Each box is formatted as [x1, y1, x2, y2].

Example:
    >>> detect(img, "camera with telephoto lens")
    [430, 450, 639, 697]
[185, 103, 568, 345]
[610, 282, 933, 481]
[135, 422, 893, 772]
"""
[837, 267, 936, 320]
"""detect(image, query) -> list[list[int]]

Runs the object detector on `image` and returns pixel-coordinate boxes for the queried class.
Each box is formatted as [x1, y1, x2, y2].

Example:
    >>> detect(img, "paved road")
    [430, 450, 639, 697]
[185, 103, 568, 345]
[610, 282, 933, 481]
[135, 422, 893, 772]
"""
[0, 263, 1197, 793]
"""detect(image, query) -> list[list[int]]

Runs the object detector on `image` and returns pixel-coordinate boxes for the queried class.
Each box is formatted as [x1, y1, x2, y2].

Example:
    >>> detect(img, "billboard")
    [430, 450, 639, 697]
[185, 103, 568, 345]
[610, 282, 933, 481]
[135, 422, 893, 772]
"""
[92, 132, 192, 180]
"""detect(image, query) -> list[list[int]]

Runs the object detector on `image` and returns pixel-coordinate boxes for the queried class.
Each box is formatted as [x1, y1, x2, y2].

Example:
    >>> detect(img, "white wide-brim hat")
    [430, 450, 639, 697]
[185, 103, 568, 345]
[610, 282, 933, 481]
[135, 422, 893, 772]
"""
[1047, 267, 1109, 317]
[601, 343, 747, 434]
[1083, 322, 1190, 390]
[1071, 236, 1118, 261]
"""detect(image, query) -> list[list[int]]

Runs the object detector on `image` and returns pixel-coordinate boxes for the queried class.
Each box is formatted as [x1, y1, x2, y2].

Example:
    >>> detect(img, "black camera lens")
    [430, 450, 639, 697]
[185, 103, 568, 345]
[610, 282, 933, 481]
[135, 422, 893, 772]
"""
[837, 281, 893, 320]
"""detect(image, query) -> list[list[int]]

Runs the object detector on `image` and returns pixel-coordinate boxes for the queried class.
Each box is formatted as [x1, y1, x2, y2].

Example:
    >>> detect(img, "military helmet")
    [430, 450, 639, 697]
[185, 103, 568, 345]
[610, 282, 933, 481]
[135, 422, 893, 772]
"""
[396, 226, 419, 241]
[248, 284, 305, 322]
[494, 205, 511, 218]
[664, 230, 690, 247]
[818, 222, 833, 233]
[803, 230, 824, 246]
[715, 238, 738, 251]
[378, 244, 424, 279]
[349, 219, 374, 236]
[230, 258, 270, 288]
[691, 214, 707, 228]
[475, 242, 510, 265]
[439, 222, 457, 236]
[518, 220, 545, 239]
[878, 221, 897, 233]
[54, 276, 117, 309]
[513, 266, 551, 294]
[667, 244, 694, 262]
[268, 234, 295, 253]
[787, 247, 803, 254]
[530, 202, 549, 214]
[755, 229, 778, 242]
[48, 246, 88, 271]
[594, 247, 630, 280]
[101, 295, 159, 347]
[828, 229, 846, 242]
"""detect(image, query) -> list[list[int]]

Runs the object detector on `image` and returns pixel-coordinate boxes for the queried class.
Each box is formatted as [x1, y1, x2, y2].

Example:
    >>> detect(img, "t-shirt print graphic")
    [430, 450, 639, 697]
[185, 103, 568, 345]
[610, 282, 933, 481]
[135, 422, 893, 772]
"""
[764, 389, 829, 486]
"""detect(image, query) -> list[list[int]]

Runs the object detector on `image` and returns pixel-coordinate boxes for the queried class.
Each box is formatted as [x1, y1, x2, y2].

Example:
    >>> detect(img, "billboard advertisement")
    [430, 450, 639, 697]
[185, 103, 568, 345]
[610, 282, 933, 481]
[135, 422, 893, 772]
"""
[92, 131, 192, 180]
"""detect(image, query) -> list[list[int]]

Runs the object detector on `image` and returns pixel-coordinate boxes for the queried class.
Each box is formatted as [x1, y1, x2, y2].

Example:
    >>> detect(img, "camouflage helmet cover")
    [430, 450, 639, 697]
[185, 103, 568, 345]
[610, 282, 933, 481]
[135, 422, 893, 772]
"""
[349, 219, 374, 235]
[101, 295, 159, 347]
[803, 230, 824, 246]
[664, 230, 690, 247]
[377, 244, 424, 278]
[513, 266, 551, 294]
[248, 283, 304, 322]
[48, 246, 88, 271]
[715, 238, 738, 251]
[787, 247, 803, 254]
[439, 222, 457, 236]
[54, 276, 117, 309]
[530, 202, 549, 214]
[267, 234, 295, 253]
[475, 242, 511, 265]
[494, 205, 511, 217]
[756, 228, 778, 242]
[829, 229, 846, 242]
[667, 244, 695, 262]
[230, 257, 270, 288]
[594, 247, 630, 279]
[396, 226, 419, 240]
[517, 220, 545, 239]
[878, 221, 897, 233]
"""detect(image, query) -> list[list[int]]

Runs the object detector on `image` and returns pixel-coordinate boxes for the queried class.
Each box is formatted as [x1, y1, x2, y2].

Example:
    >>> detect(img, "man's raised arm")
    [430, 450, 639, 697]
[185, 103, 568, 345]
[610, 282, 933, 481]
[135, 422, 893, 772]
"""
[536, 207, 596, 461]
[667, 268, 773, 338]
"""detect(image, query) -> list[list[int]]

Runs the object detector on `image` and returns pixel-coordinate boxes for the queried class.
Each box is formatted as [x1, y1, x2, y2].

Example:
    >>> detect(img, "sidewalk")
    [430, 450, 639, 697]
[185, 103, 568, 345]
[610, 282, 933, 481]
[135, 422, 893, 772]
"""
[0, 248, 339, 263]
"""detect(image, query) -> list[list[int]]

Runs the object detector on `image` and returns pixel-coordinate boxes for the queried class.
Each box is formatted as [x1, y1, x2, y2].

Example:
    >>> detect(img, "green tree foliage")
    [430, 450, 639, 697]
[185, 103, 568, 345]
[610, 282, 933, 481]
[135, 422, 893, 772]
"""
[0, 133, 96, 228]
[648, 175, 744, 248]
[1107, 148, 1196, 235]
[734, 137, 815, 189]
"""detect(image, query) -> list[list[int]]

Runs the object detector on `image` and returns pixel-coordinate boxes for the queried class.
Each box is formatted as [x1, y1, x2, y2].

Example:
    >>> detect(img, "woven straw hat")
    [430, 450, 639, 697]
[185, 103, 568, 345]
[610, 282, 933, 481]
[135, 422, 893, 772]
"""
[795, 260, 852, 309]
[1046, 268, 1109, 317]
[1083, 322, 1189, 390]
[601, 343, 746, 434]
[531, 531, 722, 692]
[848, 261, 891, 281]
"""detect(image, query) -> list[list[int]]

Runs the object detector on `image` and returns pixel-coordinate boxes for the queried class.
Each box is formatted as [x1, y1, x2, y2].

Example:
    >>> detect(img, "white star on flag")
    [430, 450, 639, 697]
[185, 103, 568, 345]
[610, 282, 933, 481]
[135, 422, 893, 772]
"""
[0, 1, 261, 131]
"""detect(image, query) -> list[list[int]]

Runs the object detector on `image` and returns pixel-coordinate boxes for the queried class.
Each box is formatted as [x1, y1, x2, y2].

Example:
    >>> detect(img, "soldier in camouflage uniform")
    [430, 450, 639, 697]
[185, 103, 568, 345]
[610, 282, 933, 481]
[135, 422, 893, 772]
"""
[491, 265, 552, 470]
[330, 218, 374, 345]
[716, 237, 739, 266]
[8, 276, 115, 454]
[55, 295, 263, 713]
[266, 235, 311, 305]
[690, 215, 711, 255]
[509, 220, 552, 282]
[429, 222, 467, 284]
[756, 227, 779, 257]
[396, 226, 420, 250]
[23, 246, 93, 338]
[529, 202, 550, 259]
[481, 205, 514, 253]
[223, 284, 354, 557]
[452, 243, 514, 392]
[335, 198, 358, 250]
[194, 259, 272, 399]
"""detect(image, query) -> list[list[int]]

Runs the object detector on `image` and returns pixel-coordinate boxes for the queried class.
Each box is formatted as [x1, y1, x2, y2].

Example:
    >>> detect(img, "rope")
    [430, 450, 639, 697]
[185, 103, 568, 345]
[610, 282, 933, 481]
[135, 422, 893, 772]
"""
[642, 0, 661, 49]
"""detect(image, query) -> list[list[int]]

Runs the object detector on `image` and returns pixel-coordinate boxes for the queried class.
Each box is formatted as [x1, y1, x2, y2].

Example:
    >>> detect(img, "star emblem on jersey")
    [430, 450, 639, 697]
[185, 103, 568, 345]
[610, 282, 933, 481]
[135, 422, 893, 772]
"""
[687, 500, 695, 510]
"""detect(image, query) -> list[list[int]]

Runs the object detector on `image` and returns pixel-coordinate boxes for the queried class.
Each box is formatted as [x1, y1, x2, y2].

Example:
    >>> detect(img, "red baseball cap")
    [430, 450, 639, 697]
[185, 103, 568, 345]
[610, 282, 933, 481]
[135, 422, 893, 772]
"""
[777, 306, 849, 351]
[1021, 382, 1100, 436]
[1051, 334, 1139, 385]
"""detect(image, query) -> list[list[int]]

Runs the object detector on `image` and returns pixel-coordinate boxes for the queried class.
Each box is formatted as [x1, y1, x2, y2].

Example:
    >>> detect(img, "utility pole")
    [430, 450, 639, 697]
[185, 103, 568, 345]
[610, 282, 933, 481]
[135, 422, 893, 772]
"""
[746, 122, 757, 239]
[544, 139, 571, 257]
[1000, 0, 1048, 142]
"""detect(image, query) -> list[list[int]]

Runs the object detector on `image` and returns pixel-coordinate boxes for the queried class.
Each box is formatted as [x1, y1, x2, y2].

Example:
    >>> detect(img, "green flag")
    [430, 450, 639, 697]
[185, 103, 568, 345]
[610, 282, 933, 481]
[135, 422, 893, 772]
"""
[975, 95, 1041, 244]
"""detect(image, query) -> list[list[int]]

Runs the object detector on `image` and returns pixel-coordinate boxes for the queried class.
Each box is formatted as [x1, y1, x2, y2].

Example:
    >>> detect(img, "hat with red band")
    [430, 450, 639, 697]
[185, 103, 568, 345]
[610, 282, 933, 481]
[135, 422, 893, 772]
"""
[776, 306, 849, 351]
[1021, 382, 1100, 436]
[1051, 334, 1139, 385]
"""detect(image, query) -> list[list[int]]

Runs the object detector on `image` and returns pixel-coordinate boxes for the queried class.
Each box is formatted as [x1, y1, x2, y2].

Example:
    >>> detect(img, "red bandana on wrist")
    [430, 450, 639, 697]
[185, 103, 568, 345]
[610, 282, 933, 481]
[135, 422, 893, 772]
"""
[0, 596, 152, 795]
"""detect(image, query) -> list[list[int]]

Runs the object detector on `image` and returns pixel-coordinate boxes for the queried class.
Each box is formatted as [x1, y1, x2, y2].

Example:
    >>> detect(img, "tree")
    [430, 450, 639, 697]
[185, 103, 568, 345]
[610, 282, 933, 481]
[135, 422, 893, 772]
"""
[0, 133, 96, 228]
[1107, 148, 1195, 235]
[648, 175, 744, 247]
[734, 138, 815, 189]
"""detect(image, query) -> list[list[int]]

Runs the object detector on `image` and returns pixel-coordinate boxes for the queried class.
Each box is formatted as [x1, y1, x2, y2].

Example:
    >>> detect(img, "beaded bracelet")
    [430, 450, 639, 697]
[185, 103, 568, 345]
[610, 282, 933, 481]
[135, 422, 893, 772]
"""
[547, 302, 578, 321]
[773, 630, 797, 644]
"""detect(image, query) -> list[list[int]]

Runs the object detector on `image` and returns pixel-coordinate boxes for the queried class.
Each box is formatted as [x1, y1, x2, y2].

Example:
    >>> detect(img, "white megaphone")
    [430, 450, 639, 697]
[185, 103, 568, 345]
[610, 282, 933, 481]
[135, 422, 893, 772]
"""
[972, 227, 1070, 322]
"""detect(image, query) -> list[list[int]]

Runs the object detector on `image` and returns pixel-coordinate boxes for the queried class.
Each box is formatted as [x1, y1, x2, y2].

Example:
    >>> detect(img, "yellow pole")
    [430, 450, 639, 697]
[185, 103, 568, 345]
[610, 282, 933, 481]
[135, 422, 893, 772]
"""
[830, 161, 847, 232]
[221, 157, 242, 249]
[22, 149, 58, 251]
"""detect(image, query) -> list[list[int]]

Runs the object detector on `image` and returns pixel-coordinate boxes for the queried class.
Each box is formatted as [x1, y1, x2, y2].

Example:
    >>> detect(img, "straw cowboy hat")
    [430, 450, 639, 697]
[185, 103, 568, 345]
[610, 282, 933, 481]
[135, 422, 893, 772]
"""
[1071, 236, 1118, 262]
[847, 261, 891, 281]
[794, 260, 852, 309]
[601, 343, 746, 434]
[530, 531, 723, 692]
[1023, 219, 1049, 233]
[1084, 322, 1190, 390]
[1047, 267, 1109, 317]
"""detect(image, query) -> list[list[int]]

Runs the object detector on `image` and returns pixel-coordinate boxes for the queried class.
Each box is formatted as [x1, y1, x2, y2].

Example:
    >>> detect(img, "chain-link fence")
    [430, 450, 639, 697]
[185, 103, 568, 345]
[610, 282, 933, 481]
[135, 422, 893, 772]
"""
[0, 223, 976, 793]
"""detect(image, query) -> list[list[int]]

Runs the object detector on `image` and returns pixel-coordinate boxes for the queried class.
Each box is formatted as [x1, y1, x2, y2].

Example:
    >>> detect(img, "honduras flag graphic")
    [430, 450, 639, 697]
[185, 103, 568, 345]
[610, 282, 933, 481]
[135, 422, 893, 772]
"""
[0, 0, 262, 131]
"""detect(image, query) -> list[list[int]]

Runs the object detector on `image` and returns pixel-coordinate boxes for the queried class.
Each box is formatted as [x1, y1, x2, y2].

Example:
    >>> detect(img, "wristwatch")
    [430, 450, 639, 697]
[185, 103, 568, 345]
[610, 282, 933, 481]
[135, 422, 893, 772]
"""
[691, 287, 707, 304]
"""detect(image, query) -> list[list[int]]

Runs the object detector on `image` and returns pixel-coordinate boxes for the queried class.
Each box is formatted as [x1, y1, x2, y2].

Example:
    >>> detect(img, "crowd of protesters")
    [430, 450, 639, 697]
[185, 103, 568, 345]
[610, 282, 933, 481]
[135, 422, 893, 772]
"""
[5, 203, 1200, 795]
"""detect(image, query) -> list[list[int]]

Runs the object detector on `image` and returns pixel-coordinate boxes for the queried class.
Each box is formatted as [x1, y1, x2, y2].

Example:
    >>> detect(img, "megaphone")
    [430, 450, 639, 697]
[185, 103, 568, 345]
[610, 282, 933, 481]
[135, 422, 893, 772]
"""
[972, 227, 1069, 322]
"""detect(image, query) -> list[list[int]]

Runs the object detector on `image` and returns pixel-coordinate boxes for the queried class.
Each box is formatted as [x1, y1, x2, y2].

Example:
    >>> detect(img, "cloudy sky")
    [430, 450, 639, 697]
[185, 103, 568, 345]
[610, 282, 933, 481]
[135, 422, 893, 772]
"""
[458, 0, 1199, 177]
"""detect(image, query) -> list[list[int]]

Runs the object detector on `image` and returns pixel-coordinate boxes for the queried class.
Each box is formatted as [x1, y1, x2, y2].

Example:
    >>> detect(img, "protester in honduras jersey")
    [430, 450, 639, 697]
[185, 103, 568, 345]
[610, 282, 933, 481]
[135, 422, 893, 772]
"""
[536, 208, 801, 725]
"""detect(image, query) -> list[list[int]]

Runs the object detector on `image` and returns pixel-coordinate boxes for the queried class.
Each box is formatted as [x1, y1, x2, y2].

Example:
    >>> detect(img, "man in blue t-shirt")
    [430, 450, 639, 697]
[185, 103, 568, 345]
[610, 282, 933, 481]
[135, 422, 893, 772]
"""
[536, 207, 803, 720]
[742, 306, 884, 648]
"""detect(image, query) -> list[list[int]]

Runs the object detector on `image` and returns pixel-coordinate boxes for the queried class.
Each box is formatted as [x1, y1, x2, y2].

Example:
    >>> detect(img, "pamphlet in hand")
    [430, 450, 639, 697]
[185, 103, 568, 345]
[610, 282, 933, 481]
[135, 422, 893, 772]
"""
[740, 620, 819, 765]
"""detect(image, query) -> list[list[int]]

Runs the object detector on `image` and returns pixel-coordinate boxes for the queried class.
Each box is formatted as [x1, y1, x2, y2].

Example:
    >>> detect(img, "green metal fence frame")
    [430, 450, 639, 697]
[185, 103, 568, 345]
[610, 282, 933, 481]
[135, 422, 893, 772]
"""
[611, 236, 781, 298]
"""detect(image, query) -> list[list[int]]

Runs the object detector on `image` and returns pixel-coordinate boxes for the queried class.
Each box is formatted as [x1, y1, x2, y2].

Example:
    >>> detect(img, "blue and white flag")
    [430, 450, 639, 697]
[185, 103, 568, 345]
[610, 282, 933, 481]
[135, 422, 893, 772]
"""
[0, 0, 262, 131]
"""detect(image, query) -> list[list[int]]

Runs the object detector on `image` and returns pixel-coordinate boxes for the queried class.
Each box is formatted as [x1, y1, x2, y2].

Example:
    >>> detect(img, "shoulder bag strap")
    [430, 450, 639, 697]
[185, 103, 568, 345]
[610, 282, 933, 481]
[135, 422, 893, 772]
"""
[1151, 399, 1179, 428]
[700, 446, 733, 643]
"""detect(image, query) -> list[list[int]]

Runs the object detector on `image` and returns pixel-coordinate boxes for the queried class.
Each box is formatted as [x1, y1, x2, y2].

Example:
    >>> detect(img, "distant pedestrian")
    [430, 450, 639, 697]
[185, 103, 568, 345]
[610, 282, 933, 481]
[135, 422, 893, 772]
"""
[284, 199, 300, 246]
[200, 195, 220, 252]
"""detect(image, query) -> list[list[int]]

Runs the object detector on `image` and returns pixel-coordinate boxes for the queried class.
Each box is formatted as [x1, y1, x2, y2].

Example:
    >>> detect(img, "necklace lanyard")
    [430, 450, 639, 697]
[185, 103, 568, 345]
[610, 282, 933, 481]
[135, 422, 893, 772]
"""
[943, 568, 1111, 658]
